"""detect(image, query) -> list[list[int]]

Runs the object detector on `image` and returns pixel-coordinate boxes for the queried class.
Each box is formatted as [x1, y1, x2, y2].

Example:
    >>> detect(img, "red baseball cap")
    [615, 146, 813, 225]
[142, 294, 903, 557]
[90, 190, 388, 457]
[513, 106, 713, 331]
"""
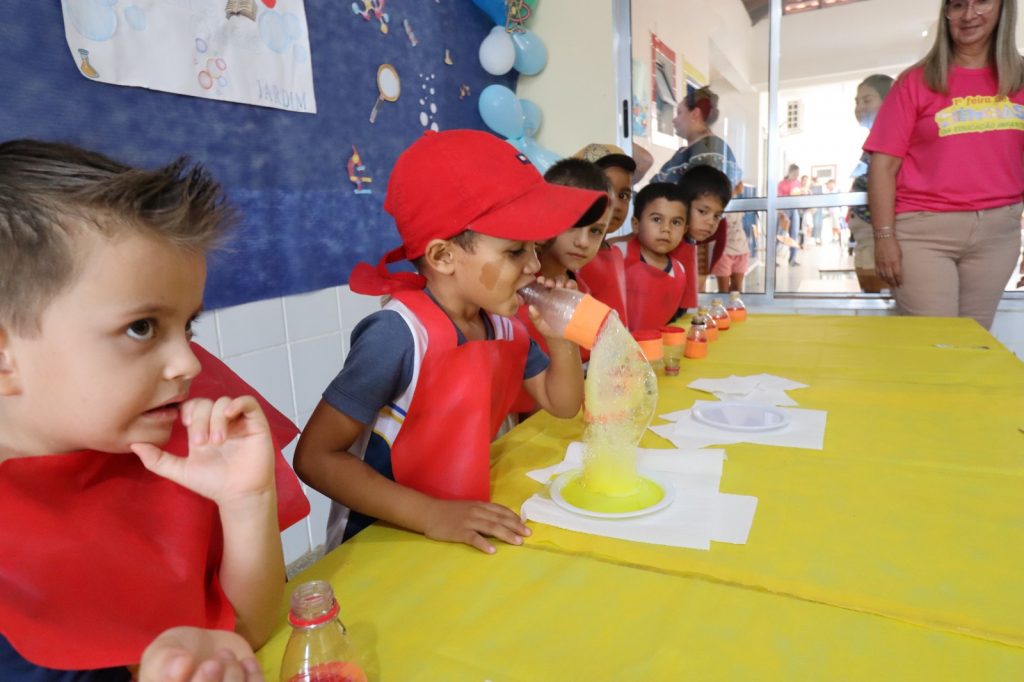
[349, 130, 606, 294]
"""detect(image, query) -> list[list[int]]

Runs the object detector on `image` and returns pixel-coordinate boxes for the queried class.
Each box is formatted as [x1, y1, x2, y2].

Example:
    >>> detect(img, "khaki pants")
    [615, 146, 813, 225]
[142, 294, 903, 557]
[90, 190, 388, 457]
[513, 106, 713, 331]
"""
[893, 203, 1022, 330]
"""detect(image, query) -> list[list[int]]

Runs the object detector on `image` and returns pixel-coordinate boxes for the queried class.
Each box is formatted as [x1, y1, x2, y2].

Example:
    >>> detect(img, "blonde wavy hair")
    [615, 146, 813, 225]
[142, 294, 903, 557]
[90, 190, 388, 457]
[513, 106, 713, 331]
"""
[916, 0, 1024, 95]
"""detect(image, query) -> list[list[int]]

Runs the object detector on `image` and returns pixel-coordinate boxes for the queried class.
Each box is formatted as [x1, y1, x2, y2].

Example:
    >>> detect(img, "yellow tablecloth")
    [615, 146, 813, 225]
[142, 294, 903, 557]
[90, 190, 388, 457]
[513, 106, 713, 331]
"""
[259, 315, 1024, 680]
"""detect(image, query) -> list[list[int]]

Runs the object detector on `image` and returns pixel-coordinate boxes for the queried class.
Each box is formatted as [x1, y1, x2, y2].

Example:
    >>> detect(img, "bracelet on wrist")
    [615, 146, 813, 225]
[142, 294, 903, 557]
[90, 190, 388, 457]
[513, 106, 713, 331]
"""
[874, 231, 895, 240]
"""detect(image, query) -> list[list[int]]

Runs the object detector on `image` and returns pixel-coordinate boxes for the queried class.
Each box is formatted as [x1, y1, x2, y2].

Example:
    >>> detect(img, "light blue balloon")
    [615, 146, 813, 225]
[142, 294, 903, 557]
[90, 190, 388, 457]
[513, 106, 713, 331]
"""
[470, 0, 507, 25]
[478, 84, 525, 139]
[520, 99, 542, 137]
[507, 136, 561, 174]
[124, 5, 147, 31]
[520, 137, 562, 174]
[511, 29, 547, 76]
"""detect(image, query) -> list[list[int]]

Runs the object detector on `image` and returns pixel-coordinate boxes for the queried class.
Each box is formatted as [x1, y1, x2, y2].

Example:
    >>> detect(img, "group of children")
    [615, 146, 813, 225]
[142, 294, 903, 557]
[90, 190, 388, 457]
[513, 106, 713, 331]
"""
[0, 129, 734, 680]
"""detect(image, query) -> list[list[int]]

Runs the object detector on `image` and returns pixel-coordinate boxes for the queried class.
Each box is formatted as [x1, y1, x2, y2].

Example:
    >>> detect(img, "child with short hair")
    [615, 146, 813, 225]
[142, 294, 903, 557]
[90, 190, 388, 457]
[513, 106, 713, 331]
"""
[294, 130, 604, 555]
[0, 140, 309, 678]
[673, 164, 732, 304]
[572, 143, 637, 234]
[617, 182, 689, 330]
[513, 158, 618, 359]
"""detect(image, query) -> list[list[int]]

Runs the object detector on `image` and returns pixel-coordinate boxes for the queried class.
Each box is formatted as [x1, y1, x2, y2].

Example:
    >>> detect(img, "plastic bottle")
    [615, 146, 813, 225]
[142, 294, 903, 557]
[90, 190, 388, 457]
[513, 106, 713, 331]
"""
[709, 298, 731, 331]
[631, 329, 664, 375]
[280, 580, 368, 682]
[518, 282, 612, 350]
[660, 326, 686, 376]
[697, 306, 719, 342]
[684, 315, 709, 359]
[726, 291, 747, 322]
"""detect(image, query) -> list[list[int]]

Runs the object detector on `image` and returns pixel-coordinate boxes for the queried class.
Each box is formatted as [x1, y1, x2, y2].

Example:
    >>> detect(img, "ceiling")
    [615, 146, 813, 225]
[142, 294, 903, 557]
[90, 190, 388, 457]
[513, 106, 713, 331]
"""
[742, 0, 872, 24]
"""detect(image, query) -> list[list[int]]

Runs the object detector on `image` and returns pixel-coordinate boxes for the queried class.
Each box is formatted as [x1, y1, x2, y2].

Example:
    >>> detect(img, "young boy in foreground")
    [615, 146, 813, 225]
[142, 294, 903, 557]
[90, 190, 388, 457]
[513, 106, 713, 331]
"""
[0, 140, 308, 679]
[617, 182, 690, 330]
[294, 130, 605, 555]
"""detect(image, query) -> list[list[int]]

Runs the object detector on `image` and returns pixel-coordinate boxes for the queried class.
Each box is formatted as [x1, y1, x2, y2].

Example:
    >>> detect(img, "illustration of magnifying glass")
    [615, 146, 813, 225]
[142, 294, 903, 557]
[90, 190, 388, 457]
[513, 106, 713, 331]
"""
[369, 64, 400, 123]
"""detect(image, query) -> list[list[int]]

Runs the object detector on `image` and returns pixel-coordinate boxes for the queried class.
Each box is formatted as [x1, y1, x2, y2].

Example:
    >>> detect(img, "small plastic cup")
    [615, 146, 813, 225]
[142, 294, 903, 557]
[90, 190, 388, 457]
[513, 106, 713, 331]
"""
[660, 326, 686, 376]
[631, 329, 664, 374]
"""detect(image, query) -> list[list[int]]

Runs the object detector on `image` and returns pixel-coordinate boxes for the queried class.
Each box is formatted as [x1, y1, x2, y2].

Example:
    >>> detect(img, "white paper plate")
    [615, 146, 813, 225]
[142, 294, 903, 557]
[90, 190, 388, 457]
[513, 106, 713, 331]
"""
[690, 401, 789, 432]
[549, 468, 675, 519]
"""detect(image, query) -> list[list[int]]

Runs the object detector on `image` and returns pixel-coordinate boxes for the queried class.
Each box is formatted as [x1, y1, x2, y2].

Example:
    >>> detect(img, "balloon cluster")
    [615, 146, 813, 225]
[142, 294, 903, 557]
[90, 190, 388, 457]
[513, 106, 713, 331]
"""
[472, 0, 560, 173]
[478, 86, 559, 173]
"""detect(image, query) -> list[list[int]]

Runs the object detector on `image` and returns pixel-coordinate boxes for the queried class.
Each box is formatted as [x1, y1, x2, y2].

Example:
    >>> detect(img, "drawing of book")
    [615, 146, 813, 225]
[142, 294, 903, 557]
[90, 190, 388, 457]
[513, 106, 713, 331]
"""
[225, 0, 257, 21]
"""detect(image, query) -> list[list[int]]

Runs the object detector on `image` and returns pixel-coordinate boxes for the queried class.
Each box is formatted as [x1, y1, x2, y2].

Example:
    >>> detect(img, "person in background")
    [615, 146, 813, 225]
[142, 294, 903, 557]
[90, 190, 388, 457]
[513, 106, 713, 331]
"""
[867, 0, 1024, 329]
[616, 183, 689, 331]
[777, 163, 802, 266]
[0, 140, 309, 680]
[295, 130, 604, 556]
[848, 73, 895, 293]
[654, 86, 741, 187]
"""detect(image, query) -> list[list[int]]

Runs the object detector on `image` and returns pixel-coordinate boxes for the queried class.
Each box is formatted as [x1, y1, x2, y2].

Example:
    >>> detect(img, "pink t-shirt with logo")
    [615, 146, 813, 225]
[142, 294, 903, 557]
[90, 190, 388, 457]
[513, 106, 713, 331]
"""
[863, 65, 1024, 214]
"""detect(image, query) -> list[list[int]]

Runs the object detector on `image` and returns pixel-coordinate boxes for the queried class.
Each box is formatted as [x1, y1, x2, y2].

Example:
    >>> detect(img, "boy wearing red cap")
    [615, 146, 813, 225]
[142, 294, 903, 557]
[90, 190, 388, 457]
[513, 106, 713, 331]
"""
[295, 130, 605, 555]
[0, 141, 309, 678]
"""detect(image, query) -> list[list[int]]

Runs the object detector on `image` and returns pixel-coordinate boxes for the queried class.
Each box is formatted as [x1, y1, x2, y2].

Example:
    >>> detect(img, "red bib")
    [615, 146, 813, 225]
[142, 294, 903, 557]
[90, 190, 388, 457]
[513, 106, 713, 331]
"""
[623, 238, 687, 331]
[387, 290, 529, 501]
[0, 344, 310, 670]
[576, 247, 630, 328]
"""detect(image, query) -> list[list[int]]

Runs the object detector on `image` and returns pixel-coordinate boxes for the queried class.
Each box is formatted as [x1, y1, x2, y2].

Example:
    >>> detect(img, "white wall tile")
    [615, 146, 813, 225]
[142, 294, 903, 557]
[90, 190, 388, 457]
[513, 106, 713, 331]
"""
[290, 334, 345, 415]
[217, 298, 286, 356]
[338, 286, 384, 331]
[192, 313, 221, 357]
[307, 487, 333, 550]
[281, 518, 312, 565]
[285, 288, 341, 341]
[223, 346, 296, 422]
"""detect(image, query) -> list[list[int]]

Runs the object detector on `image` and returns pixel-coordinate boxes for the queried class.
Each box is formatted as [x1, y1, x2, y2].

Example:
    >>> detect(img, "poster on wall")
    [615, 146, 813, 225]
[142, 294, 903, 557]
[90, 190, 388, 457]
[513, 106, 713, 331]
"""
[60, 0, 317, 114]
[650, 33, 678, 150]
[631, 58, 650, 139]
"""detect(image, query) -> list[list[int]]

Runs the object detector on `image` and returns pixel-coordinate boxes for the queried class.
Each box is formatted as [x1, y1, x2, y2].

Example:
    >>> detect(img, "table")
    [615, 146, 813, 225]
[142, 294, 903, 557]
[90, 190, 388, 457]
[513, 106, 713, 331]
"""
[258, 315, 1024, 680]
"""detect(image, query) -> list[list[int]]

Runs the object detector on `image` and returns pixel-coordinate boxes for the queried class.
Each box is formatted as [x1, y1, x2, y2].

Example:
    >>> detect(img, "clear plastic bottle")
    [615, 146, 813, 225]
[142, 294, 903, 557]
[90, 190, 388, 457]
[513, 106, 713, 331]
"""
[280, 580, 368, 682]
[685, 316, 709, 359]
[697, 306, 719, 342]
[709, 298, 732, 331]
[726, 291, 747, 322]
[518, 282, 612, 350]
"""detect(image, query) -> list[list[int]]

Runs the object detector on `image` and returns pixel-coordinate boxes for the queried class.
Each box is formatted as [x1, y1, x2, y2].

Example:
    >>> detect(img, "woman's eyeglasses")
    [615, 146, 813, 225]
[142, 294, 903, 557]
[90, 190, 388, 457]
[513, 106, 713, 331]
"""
[945, 0, 997, 20]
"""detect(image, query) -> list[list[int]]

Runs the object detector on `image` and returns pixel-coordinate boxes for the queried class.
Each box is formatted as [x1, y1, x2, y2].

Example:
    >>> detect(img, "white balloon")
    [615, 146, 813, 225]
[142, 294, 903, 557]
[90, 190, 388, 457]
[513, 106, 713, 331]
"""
[478, 28, 515, 76]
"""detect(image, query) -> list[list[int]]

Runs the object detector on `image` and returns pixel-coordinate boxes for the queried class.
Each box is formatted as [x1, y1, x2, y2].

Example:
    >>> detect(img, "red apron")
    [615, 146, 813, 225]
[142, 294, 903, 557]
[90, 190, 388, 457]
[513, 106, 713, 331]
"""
[623, 238, 687, 332]
[0, 344, 310, 670]
[388, 290, 529, 502]
[577, 247, 630, 328]
[670, 241, 700, 310]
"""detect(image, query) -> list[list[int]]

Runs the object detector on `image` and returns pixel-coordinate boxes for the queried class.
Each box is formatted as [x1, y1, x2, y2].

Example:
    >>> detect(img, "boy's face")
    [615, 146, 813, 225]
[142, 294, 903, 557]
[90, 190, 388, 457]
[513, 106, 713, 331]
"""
[687, 194, 726, 242]
[544, 209, 611, 273]
[0, 228, 205, 457]
[602, 166, 633, 232]
[633, 198, 687, 256]
[452, 233, 541, 317]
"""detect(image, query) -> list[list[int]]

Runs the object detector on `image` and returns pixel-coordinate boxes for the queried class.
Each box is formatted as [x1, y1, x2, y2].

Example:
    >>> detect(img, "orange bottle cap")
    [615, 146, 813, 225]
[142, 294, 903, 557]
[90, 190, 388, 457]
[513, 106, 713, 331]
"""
[631, 329, 663, 361]
[660, 326, 686, 346]
[565, 294, 612, 350]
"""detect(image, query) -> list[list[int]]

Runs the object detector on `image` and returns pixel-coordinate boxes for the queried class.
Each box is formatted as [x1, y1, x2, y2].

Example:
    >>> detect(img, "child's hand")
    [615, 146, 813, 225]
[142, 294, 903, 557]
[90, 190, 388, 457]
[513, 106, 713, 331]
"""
[422, 499, 531, 554]
[527, 275, 579, 340]
[131, 396, 276, 507]
[138, 626, 262, 682]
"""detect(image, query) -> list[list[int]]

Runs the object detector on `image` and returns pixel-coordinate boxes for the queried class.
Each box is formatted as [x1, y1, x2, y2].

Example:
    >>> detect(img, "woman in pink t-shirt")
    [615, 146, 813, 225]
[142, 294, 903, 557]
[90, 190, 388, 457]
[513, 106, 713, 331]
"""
[865, 0, 1024, 329]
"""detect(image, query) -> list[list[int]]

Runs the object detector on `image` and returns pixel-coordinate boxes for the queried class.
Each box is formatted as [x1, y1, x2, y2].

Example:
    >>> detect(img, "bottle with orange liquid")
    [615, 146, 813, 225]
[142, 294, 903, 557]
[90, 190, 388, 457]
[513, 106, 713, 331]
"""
[684, 314, 709, 359]
[709, 298, 731, 331]
[697, 306, 719, 342]
[726, 291, 747, 322]
[280, 581, 368, 682]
